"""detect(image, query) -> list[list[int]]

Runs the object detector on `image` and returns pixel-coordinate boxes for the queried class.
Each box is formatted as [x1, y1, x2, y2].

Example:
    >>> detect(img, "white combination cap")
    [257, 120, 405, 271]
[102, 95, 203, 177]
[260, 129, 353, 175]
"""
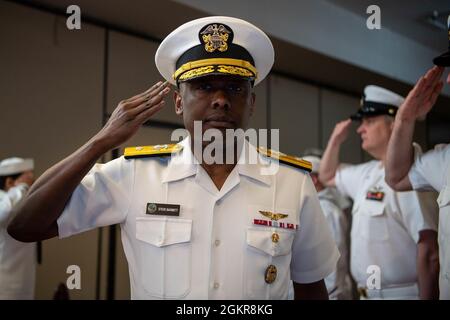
[155, 16, 274, 86]
[0, 157, 34, 176]
[433, 14, 450, 66]
[351, 85, 405, 120]
[364, 85, 405, 107]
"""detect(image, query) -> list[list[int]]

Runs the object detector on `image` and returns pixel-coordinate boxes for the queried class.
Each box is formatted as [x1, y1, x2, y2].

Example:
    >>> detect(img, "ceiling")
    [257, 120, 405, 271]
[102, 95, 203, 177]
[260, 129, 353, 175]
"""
[12, 0, 450, 141]
[20, 0, 448, 94]
[327, 0, 450, 52]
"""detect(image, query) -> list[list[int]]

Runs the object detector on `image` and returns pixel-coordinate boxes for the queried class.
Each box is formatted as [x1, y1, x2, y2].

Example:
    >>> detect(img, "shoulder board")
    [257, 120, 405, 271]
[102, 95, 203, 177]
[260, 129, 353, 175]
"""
[124, 144, 183, 159]
[257, 147, 312, 172]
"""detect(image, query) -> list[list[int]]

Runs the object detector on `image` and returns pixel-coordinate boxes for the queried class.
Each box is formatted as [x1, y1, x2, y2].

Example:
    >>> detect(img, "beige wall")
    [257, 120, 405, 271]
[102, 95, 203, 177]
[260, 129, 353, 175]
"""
[320, 89, 363, 164]
[270, 75, 321, 156]
[0, 1, 104, 299]
[2, 2, 412, 300]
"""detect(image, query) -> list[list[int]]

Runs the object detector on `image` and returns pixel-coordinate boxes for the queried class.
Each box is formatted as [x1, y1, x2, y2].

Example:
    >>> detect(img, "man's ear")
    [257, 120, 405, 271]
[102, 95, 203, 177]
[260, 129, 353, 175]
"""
[174, 90, 183, 116]
[5, 177, 14, 191]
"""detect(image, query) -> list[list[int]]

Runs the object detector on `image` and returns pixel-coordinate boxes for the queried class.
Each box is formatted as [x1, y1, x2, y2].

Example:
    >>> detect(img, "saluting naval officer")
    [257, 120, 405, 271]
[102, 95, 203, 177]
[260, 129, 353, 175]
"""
[319, 85, 440, 299]
[0, 157, 36, 299]
[8, 16, 339, 300]
[386, 15, 450, 299]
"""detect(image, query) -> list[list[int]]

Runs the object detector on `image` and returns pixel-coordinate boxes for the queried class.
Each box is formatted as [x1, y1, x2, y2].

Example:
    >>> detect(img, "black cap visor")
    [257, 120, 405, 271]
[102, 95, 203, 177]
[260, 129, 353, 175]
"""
[433, 50, 450, 67]
[350, 102, 398, 121]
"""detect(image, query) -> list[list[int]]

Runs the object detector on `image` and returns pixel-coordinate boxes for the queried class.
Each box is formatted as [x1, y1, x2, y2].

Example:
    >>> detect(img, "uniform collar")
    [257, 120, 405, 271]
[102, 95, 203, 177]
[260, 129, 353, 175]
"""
[162, 136, 272, 187]
[162, 136, 197, 183]
[236, 141, 272, 186]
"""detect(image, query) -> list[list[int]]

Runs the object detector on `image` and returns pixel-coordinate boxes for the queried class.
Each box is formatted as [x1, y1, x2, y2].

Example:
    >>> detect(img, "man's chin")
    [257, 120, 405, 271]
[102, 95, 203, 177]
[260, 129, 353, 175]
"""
[362, 145, 381, 160]
[361, 142, 371, 153]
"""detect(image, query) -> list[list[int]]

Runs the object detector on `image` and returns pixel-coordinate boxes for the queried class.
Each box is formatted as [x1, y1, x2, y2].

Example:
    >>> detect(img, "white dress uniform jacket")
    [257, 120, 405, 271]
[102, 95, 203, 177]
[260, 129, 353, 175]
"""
[318, 188, 353, 299]
[408, 143, 450, 299]
[0, 184, 36, 299]
[335, 160, 438, 299]
[57, 137, 339, 299]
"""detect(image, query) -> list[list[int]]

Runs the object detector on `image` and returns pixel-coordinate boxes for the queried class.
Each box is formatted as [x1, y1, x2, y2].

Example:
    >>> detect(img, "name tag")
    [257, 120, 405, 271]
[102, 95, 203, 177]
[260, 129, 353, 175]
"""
[146, 203, 180, 216]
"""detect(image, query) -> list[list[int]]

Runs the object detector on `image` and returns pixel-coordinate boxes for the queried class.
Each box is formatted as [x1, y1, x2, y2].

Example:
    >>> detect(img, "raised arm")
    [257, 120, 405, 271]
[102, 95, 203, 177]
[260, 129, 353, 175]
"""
[7, 81, 170, 242]
[319, 119, 352, 187]
[385, 67, 444, 191]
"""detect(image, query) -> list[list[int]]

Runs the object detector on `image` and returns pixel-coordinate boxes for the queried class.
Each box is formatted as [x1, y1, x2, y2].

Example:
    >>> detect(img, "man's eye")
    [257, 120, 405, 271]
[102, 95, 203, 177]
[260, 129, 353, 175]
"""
[197, 83, 212, 90]
[228, 84, 243, 93]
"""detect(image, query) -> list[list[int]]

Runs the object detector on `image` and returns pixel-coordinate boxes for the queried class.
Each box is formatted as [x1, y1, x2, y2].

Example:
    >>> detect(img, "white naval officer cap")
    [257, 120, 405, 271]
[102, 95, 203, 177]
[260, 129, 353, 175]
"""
[0, 157, 34, 176]
[302, 155, 321, 174]
[155, 16, 274, 86]
[433, 14, 450, 66]
[350, 85, 405, 121]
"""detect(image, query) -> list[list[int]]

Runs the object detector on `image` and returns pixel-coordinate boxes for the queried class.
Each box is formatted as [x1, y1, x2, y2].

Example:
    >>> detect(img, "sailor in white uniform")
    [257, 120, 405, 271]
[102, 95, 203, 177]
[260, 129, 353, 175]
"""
[0, 157, 36, 299]
[319, 85, 439, 299]
[8, 16, 339, 300]
[386, 19, 450, 298]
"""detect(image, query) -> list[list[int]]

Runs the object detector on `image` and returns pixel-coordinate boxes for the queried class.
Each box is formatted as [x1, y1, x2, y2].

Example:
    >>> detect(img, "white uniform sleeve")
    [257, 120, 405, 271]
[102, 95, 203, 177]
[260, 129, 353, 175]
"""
[409, 144, 450, 192]
[290, 175, 340, 284]
[0, 184, 29, 227]
[0, 192, 13, 227]
[335, 163, 368, 200]
[396, 189, 439, 242]
[57, 156, 135, 238]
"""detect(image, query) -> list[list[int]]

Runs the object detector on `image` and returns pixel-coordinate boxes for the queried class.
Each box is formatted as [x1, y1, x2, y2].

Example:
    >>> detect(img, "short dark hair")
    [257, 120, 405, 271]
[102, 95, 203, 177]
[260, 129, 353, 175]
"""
[0, 173, 22, 190]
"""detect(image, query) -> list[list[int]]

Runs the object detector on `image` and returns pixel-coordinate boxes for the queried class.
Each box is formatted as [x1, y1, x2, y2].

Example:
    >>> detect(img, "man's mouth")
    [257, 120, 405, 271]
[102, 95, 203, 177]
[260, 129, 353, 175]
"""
[204, 115, 235, 128]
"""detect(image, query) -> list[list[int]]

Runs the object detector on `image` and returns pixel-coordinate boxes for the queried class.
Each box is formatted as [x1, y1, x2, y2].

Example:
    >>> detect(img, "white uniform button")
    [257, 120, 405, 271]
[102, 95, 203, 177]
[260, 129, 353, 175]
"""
[215, 240, 221, 246]
[213, 282, 220, 289]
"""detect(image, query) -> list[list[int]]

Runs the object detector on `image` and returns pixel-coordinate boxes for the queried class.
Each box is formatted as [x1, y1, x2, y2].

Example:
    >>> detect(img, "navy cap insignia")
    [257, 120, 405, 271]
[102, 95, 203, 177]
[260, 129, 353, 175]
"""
[200, 23, 232, 53]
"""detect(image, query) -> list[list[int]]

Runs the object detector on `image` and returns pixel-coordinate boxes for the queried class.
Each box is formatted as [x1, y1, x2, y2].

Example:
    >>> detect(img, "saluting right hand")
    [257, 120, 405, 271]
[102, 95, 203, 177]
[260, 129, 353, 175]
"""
[330, 119, 352, 145]
[398, 66, 444, 122]
[94, 81, 171, 150]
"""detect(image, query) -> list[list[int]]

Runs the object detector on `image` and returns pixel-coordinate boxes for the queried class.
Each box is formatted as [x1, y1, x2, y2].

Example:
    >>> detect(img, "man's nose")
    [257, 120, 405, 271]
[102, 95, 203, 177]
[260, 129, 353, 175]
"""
[211, 89, 230, 110]
[356, 123, 365, 134]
